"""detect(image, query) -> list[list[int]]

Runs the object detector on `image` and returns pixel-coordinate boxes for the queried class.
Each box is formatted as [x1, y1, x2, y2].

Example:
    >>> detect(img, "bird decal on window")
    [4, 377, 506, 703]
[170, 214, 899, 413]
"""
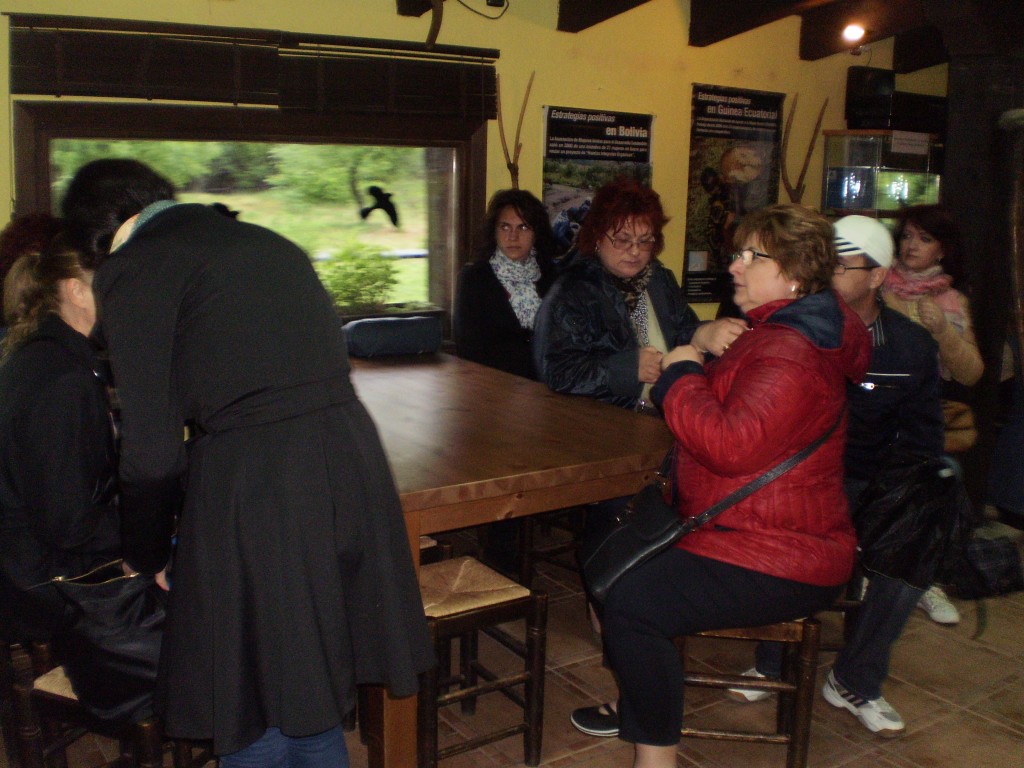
[360, 186, 400, 228]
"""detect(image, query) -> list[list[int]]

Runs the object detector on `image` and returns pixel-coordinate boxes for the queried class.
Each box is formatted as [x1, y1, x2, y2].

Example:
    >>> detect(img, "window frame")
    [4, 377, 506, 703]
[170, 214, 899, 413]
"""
[13, 100, 486, 329]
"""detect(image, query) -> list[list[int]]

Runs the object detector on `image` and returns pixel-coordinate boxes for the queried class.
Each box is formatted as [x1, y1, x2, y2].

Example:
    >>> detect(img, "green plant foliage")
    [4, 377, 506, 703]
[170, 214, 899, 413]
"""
[314, 243, 398, 312]
[206, 143, 278, 192]
[50, 139, 222, 201]
[268, 145, 424, 204]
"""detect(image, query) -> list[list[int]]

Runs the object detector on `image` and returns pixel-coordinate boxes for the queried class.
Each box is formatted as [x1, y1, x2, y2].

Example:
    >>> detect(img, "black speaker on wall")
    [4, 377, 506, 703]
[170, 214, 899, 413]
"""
[845, 65, 947, 137]
[845, 66, 896, 129]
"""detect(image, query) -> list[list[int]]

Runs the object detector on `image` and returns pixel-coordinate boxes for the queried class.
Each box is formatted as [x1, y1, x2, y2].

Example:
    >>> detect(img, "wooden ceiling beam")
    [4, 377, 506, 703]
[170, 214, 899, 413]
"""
[556, 0, 653, 33]
[892, 27, 947, 74]
[797, 0, 930, 60]
[396, 0, 433, 17]
[689, 0, 837, 48]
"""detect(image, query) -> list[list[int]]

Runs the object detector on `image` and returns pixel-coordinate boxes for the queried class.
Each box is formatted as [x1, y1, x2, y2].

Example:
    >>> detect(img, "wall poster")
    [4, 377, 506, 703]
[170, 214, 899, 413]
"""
[684, 84, 784, 302]
[543, 106, 653, 254]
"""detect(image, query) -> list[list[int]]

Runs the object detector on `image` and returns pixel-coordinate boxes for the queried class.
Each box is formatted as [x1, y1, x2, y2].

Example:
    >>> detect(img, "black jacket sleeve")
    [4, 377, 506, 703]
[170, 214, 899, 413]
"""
[21, 369, 120, 555]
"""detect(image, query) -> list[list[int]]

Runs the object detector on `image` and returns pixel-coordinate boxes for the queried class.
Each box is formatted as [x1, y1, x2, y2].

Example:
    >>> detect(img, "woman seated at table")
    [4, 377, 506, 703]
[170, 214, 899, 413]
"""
[0, 225, 159, 723]
[533, 176, 745, 413]
[454, 188, 559, 379]
[569, 204, 871, 767]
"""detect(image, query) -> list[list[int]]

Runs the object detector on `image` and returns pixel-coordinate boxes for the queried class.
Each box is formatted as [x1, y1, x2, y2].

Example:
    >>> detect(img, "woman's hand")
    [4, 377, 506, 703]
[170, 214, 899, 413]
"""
[661, 344, 703, 370]
[153, 568, 170, 591]
[691, 318, 748, 357]
[917, 297, 947, 336]
[122, 560, 171, 591]
[638, 346, 664, 384]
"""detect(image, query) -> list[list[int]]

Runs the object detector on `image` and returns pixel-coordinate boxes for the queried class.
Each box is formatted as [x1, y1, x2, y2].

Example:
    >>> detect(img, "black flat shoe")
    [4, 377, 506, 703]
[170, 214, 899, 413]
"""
[570, 703, 619, 737]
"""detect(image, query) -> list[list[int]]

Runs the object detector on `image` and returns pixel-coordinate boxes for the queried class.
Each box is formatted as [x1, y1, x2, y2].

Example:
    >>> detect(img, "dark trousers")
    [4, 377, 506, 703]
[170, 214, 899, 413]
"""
[602, 548, 841, 746]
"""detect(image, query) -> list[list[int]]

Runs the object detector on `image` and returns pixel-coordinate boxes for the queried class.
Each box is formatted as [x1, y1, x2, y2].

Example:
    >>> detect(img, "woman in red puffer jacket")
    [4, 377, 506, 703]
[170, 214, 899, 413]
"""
[570, 204, 870, 768]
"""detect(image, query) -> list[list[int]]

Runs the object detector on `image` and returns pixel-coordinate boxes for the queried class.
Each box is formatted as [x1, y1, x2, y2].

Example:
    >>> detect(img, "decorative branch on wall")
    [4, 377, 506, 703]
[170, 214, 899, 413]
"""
[497, 71, 535, 189]
[427, 0, 444, 48]
[780, 93, 828, 204]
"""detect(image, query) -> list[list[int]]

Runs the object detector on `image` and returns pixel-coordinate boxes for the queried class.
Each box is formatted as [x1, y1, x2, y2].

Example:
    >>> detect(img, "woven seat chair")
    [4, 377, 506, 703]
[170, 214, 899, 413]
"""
[517, 507, 586, 587]
[675, 618, 821, 768]
[417, 556, 547, 768]
[9, 641, 209, 768]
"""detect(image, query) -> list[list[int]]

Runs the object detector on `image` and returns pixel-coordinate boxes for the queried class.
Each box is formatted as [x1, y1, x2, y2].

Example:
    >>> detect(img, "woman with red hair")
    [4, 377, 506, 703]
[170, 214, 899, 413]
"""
[534, 177, 744, 412]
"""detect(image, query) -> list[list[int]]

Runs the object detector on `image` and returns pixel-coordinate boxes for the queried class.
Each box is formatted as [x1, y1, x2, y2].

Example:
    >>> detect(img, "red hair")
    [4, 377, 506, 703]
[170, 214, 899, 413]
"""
[576, 177, 668, 258]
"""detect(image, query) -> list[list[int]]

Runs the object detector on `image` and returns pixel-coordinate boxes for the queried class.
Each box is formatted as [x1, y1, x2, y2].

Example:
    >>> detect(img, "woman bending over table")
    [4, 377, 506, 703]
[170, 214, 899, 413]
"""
[570, 204, 870, 768]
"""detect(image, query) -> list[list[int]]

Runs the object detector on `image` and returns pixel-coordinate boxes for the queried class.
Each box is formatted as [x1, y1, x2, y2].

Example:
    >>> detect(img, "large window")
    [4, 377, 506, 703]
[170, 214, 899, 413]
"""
[9, 17, 496, 328]
[15, 102, 486, 328]
[51, 139, 444, 312]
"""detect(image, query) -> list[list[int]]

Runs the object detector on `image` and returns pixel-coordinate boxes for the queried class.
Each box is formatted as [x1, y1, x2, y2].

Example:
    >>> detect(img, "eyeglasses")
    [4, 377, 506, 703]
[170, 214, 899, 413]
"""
[606, 234, 657, 253]
[729, 248, 775, 266]
[834, 263, 878, 275]
[498, 222, 533, 234]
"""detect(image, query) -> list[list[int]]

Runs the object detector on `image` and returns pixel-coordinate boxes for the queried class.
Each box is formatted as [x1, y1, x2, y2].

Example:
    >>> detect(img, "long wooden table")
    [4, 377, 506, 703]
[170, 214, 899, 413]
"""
[350, 354, 673, 768]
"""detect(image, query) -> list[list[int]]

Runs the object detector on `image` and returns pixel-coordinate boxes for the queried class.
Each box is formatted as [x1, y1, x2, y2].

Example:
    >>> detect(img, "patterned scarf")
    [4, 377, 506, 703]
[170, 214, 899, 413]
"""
[884, 263, 963, 318]
[606, 263, 655, 345]
[490, 249, 543, 330]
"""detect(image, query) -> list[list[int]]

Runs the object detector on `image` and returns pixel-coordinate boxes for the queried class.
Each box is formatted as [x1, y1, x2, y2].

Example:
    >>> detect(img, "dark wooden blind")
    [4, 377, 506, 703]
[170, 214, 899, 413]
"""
[8, 14, 498, 119]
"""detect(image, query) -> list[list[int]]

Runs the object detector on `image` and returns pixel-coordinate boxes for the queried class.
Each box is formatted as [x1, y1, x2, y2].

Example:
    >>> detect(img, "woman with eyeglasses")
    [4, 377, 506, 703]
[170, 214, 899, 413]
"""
[569, 204, 870, 765]
[533, 176, 745, 411]
[453, 188, 559, 379]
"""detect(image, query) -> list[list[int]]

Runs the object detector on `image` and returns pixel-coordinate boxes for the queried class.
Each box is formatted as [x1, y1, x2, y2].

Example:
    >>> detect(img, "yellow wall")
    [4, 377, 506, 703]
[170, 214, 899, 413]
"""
[0, 0, 947, 285]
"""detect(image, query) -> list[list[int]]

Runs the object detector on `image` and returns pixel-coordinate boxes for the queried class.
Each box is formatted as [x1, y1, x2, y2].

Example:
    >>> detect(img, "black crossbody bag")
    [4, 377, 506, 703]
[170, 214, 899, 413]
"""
[581, 412, 842, 603]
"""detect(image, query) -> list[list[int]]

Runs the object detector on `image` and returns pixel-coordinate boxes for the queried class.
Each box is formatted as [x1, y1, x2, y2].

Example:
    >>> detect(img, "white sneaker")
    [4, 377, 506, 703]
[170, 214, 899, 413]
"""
[726, 667, 772, 703]
[822, 670, 905, 737]
[917, 585, 960, 625]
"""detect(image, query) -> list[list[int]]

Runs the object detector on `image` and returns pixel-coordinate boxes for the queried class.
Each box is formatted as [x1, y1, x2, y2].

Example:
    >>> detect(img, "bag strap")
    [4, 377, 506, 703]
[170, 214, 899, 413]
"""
[681, 408, 844, 535]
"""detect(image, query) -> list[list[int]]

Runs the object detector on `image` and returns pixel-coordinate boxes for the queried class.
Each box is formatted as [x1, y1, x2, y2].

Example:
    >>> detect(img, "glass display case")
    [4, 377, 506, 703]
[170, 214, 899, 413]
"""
[822, 130, 942, 219]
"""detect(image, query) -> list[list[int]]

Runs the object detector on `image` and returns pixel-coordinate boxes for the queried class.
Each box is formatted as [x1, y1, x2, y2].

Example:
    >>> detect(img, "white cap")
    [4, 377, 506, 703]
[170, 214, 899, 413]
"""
[833, 215, 894, 269]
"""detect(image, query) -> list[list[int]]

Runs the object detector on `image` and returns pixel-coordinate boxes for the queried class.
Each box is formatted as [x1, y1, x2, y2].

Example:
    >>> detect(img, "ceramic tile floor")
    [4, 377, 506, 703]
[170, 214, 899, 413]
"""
[8, 525, 1023, 768]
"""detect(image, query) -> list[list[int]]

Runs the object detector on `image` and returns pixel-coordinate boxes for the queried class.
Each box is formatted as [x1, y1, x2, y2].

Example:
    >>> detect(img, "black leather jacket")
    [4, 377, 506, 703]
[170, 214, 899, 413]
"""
[533, 256, 699, 409]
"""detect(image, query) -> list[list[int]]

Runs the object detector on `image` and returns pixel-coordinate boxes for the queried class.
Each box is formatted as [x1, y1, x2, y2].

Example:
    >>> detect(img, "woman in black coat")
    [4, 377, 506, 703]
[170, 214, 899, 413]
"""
[453, 189, 559, 379]
[0, 231, 119, 644]
[533, 177, 745, 412]
[62, 160, 434, 767]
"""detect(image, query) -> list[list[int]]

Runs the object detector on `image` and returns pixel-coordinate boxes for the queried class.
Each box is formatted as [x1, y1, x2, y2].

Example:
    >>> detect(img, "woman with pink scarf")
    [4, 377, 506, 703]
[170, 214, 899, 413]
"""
[883, 203, 983, 625]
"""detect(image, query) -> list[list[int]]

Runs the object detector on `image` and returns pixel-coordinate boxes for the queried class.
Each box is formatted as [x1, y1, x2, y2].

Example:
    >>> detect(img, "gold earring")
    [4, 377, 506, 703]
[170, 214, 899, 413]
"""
[791, 285, 797, 293]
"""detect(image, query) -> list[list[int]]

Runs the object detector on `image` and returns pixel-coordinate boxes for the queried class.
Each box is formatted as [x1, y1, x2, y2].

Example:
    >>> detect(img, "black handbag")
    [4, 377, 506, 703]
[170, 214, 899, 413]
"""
[48, 559, 166, 724]
[580, 412, 842, 603]
[853, 451, 970, 589]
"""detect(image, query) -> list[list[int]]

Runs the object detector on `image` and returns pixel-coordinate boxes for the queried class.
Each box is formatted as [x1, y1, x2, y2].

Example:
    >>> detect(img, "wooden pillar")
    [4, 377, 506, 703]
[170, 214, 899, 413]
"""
[941, 53, 1024, 509]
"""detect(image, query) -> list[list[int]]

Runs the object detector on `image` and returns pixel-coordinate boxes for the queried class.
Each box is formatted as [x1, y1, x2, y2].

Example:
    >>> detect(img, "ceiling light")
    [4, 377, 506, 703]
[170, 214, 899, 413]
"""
[843, 24, 866, 43]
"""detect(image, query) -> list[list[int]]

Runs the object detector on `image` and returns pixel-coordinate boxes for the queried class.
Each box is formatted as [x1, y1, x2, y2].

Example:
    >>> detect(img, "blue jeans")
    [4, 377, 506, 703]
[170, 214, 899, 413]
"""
[219, 726, 349, 768]
[757, 572, 922, 700]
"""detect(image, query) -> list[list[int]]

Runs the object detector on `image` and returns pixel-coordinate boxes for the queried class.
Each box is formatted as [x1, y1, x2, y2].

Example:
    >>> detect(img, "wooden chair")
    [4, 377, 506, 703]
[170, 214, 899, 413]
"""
[675, 618, 821, 768]
[817, 571, 865, 653]
[517, 508, 585, 587]
[417, 556, 547, 768]
[9, 641, 210, 768]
